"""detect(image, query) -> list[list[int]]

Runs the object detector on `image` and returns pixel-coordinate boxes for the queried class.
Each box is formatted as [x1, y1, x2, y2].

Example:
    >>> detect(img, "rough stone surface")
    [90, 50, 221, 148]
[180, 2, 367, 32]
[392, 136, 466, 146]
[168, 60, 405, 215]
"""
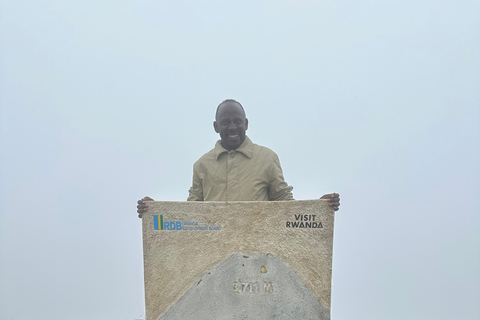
[142, 200, 334, 320]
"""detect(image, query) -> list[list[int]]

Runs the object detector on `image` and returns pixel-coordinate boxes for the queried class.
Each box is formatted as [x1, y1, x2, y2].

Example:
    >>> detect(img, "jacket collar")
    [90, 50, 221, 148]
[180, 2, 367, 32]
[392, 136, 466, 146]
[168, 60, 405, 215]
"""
[214, 136, 254, 160]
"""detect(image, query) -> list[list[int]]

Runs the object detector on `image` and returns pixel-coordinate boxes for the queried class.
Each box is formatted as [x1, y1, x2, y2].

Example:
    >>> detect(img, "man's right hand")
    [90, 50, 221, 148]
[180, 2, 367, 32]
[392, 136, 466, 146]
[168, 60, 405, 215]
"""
[137, 196, 154, 218]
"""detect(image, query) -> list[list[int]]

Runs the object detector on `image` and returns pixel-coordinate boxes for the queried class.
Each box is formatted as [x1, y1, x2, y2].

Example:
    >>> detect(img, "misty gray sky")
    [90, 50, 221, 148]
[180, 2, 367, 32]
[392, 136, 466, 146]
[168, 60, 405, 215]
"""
[1, 1, 479, 319]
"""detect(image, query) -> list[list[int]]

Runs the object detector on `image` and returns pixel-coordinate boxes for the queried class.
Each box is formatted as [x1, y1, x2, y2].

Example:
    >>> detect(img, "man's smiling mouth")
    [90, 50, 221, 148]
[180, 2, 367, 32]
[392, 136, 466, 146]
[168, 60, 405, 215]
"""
[229, 134, 239, 138]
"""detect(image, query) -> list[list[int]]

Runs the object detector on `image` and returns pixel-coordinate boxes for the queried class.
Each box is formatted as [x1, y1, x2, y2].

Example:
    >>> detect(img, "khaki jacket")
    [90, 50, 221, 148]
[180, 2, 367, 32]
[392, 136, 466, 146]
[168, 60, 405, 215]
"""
[188, 136, 294, 201]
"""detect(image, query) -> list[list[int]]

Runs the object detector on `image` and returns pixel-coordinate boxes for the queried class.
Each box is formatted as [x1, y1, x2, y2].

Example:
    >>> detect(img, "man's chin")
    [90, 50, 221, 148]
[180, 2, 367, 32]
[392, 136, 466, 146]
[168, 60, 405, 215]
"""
[222, 136, 244, 150]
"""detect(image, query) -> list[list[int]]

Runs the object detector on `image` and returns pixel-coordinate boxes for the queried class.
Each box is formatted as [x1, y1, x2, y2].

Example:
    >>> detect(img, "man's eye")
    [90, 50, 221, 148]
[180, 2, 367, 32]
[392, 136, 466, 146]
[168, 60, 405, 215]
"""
[234, 120, 242, 125]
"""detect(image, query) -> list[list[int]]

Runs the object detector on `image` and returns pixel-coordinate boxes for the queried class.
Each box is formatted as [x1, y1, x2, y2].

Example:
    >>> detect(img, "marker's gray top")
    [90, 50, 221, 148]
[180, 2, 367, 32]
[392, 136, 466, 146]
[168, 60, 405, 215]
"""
[160, 253, 330, 320]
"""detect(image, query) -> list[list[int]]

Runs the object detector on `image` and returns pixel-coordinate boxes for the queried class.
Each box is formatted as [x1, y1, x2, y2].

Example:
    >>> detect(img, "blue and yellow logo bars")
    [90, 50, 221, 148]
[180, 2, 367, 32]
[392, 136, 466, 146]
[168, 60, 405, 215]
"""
[153, 215, 164, 230]
[153, 215, 182, 230]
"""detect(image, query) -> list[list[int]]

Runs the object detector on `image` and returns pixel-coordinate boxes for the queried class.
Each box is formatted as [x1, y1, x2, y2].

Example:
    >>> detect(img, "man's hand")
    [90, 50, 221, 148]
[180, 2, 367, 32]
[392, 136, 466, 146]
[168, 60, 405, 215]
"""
[137, 196, 154, 218]
[320, 193, 340, 211]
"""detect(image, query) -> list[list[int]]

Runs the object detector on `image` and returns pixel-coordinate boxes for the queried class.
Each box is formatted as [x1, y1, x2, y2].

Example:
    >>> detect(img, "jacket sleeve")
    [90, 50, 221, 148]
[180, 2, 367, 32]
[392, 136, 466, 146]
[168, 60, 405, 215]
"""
[267, 154, 294, 201]
[187, 163, 204, 201]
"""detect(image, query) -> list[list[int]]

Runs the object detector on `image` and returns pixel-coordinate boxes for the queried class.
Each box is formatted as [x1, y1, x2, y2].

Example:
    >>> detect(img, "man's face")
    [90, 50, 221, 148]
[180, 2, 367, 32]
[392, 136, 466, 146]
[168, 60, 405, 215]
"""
[214, 101, 248, 150]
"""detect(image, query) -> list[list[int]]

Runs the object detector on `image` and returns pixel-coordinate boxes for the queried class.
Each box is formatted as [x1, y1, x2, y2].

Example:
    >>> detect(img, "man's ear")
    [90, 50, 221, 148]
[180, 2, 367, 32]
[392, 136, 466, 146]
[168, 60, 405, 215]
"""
[245, 118, 248, 130]
[213, 121, 219, 133]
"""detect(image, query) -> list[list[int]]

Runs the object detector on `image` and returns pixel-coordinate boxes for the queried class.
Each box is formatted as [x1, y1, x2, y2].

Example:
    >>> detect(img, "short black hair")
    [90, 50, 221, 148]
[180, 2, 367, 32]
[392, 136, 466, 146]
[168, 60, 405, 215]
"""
[215, 99, 246, 120]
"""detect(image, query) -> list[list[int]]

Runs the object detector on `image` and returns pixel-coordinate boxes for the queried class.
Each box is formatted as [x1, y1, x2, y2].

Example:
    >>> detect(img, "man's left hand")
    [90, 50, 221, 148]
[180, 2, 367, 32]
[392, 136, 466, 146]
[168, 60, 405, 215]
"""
[320, 193, 340, 211]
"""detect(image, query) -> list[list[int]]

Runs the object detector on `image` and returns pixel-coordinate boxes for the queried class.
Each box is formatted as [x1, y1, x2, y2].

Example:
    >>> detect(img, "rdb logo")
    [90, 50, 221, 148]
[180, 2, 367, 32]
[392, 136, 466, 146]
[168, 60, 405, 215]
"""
[153, 215, 182, 230]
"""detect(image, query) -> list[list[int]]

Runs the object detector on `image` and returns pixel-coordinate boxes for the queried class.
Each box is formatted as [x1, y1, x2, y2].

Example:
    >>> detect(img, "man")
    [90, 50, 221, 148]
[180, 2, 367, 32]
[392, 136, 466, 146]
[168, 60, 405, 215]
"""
[137, 99, 340, 217]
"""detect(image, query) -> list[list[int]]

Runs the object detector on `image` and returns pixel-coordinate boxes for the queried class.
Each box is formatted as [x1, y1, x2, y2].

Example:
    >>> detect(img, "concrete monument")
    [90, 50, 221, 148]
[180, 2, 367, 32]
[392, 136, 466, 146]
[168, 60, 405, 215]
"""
[142, 200, 335, 320]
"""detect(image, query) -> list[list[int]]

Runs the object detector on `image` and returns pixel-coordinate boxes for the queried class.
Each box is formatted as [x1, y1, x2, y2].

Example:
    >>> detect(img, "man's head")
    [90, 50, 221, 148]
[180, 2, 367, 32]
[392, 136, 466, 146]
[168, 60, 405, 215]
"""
[214, 99, 248, 150]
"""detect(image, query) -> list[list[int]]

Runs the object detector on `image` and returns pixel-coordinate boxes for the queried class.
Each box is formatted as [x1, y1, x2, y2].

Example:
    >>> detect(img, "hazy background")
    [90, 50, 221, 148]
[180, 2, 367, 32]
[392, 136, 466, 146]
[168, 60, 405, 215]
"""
[1, 1, 479, 319]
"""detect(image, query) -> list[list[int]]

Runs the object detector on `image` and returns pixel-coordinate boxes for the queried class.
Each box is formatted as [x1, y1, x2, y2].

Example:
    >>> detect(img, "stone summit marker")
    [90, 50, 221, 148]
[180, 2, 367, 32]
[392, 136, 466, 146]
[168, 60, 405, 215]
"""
[142, 200, 335, 320]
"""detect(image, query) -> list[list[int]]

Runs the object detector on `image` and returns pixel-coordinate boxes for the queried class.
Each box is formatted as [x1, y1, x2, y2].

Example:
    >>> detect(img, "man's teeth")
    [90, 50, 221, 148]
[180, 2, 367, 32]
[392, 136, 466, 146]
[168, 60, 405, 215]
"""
[229, 134, 238, 138]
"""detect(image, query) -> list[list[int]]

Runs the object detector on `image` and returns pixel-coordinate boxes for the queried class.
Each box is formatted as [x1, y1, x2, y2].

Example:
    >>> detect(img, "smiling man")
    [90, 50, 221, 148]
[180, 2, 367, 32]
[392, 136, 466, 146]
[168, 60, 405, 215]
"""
[137, 99, 340, 217]
[187, 99, 294, 202]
